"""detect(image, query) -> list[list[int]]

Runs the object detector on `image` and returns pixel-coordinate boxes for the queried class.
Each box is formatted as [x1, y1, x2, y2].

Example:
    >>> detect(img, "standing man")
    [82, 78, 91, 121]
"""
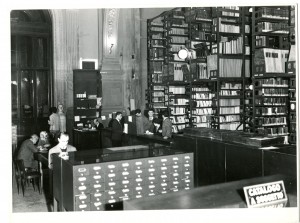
[111, 111, 123, 147]
[48, 132, 76, 169]
[161, 110, 172, 139]
[17, 134, 39, 170]
[135, 109, 148, 134]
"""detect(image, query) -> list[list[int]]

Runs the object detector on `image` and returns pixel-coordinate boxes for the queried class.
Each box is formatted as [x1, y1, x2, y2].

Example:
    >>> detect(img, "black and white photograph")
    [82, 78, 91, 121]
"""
[2, 0, 299, 223]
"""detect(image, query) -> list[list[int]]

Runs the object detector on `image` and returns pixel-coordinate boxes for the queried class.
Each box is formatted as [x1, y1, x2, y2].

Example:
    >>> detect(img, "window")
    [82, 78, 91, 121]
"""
[11, 10, 52, 141]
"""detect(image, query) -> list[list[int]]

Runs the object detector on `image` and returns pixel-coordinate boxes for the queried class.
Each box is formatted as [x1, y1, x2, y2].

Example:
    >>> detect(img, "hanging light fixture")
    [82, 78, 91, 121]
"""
[178, 48, 191, 60]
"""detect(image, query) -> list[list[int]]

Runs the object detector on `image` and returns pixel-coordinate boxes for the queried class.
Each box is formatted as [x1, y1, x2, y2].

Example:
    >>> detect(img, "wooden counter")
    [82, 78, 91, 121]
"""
[123, 174, 297, 210]
[100, 128, 172, 148]
[173, 132, 296, 187]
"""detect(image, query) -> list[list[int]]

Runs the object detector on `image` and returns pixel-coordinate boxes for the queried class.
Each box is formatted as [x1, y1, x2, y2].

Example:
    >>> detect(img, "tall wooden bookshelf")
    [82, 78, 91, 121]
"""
[146, 6, 295, 139]
[146, 13, 167, 116]
[250, 6, 292, 139]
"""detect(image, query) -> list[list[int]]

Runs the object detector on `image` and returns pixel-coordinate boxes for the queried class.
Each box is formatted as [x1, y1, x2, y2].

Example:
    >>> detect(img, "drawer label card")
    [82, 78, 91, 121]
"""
[122, 171, 129, 176]
[78, 177, 86, 181]
[108, 173, 116, 178]
[122, 180, 129, 184]
[93, 166, 102, 170]
[78, 168, 87, 172]
[122, 163, 129, 167]
[78, 186, 87, 190]
[79, 195, 87, 199]
[135, 161, 142, 165]
[79, 204, 87, 209]
[93, 175, 101, 179]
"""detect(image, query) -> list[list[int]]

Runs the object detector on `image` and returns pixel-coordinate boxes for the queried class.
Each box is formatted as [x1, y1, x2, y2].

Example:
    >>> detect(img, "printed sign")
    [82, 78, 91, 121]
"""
[243, 180, 287, 208]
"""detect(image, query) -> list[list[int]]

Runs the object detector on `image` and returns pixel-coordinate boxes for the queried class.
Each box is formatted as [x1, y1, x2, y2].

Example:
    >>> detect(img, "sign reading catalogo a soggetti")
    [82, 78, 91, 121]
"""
[243, 181, 287, 208]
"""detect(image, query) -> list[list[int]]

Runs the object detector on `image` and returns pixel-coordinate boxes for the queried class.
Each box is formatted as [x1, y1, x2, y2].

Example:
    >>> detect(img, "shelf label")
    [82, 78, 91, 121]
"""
[243, 180, 287, 208]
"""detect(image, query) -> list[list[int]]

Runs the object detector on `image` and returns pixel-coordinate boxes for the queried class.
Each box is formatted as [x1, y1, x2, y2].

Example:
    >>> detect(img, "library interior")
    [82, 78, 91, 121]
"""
[10, 5, 298, 222]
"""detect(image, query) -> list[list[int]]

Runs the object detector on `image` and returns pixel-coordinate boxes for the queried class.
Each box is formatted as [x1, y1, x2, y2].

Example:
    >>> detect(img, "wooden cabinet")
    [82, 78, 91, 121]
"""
[52, 146, 194, 211]
[73, 69, 102, 129]
[73, 129, 101, 151]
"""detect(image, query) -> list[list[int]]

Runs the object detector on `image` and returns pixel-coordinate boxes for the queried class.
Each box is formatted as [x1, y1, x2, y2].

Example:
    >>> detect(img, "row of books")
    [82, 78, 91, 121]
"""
[257, 107, 287, 115]
[150, 39, 164, 47]
[170, 115, 188, 124]
[254, 78, 289, 87]
[190, 63, 209, 79]
[191, 87, 211, 91]
[207, 55, 250, 77]
[265, 126, 288, 136]
[258, 7, 289, 20]
[169, 27, 187, 35]
[152, 92, 165, 97]
[255, 97, 287, 105]
[213, 18, 240, 33]
[194, 123, 210, 128]
[170, 45, 185, 52]
[256, 22, 289, 34]
[219, 98, 241, 107]
[170, 107, 186, 114]
[150, 61, 163, 72]
[151, 73, 163, 83]
[153, 86, 165, 91]
[220, 82, 242, 89]
[151, 33, 164, 39]
[192, 92, 214, 99]
[219, 114, 240, 122]
[219, 107, 240, 114]
[212, 36, 244, 54]
[152, 97, 165, 103]
[192, 115, 210, 123]
[170, 98, 189, 105]
[169, 86, 186, 94]
[193, 100, 213, 107]
[219, 90, 240, 96]
[258, 88, 289, 96]
[149, 48, 165, 58]
[169, 36, 188, 44]
[192, 108, 214, 115]
[260, 117, 287, 126]
[150, 26, 164, 32]
[150, 22, 163, 26]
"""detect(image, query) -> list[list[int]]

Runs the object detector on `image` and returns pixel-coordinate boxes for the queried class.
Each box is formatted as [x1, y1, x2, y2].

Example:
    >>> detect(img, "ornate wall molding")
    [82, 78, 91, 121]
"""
[103, 8, 119, 59]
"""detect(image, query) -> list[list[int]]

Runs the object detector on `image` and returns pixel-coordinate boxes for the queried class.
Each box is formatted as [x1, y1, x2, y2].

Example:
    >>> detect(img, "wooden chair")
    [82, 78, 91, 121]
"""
[13, 159, 21, 194]
[16, 159, 41, 196]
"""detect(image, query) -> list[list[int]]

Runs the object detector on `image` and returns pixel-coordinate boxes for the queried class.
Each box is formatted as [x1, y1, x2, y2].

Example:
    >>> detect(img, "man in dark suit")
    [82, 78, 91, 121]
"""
[111, 111, 123, 147]
[94, 118, 104, 130]
[161, 110, 172, 139]
[17, 134, 39, 170]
